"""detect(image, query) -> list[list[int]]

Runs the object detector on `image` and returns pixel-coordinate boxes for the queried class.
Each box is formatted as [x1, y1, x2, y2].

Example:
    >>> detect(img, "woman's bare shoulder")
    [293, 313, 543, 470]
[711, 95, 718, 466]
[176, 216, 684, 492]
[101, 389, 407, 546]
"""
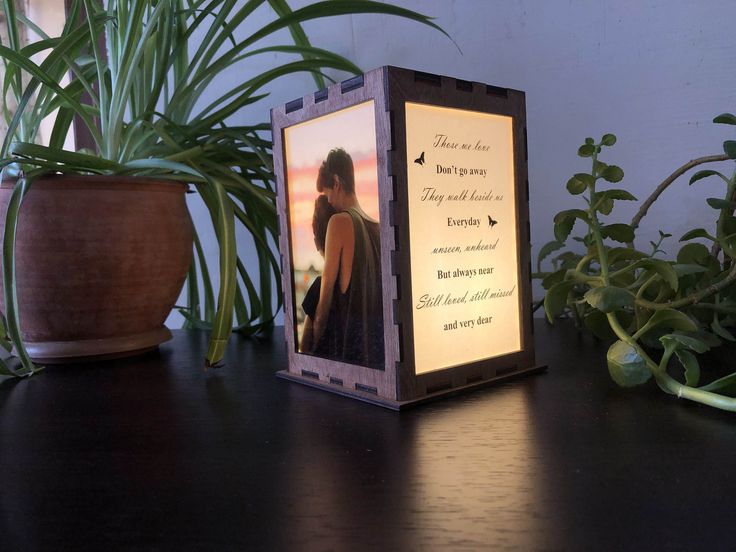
[327, 212, 353, 231]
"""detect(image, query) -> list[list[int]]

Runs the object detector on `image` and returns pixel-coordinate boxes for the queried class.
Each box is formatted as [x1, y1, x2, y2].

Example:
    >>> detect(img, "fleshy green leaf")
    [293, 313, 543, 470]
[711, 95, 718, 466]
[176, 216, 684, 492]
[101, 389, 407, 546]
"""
[544, 280, 575, 322]
[601, 223, 635, 243]
[706, 197, 736, 210]
[644, 309, 697, 333]
[672, 263, 708, 277]
[597, 197, 614, 215]
[538, 240, 565, 265]
[584, 286, 635, 313]
[677, 243, 710, 265]
[607, 340, 650, 387]
[699, 372, 736, 394]
[689, 170, 727, 185]
[553, 251, 582, 265]
[714, 113, 736, 125]
[566, 176, 586, 195]
[711, 318, 736, 342]
[724, 141, 736, 159]
[601, 133, 617, 146]
[576, 173, 596, 187]
[685, 330, 722, 348]
[553, 209, 588, 242]
[675, 349, 700, 387]
[566, 173, 593, 195]
[578, 144, 596, 157]
[541, 268, 567, 290]
[554, 217, 575, 243]
[660, 333, 710, 354]
[679, 228, 715, 242]
[593, 160, 608, 175]
[641, 259, 679, 291]
[600, 165, 624, 183]
[607, 247, 647, 264]
[599, 189, 637, 201]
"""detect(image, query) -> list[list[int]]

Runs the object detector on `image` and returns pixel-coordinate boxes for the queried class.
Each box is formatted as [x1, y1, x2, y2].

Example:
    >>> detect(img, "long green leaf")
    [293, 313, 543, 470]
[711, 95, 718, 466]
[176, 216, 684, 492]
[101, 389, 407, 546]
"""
[0, 26, 102, 153]
[2, 176, 39, 373]
[267, 0, 328, 89]
[197, 175, 237, 367]
[11, 142, 122, 171]
[192, 224, 215, 322]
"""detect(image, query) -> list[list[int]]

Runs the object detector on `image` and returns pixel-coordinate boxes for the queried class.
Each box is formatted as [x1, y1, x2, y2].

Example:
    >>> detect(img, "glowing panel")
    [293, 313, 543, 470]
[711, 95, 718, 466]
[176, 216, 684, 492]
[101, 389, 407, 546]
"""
[405, 102, 522, 374]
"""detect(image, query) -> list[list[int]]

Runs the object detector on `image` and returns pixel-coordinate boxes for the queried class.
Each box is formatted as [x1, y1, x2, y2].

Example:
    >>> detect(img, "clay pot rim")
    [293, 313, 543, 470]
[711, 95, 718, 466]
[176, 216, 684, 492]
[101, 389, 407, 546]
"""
[1, 173, 189, 193]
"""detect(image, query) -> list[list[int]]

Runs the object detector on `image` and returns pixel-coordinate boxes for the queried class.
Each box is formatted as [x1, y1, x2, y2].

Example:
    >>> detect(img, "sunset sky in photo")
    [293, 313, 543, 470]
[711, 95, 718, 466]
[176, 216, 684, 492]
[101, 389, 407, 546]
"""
[284, 101, 380, 272]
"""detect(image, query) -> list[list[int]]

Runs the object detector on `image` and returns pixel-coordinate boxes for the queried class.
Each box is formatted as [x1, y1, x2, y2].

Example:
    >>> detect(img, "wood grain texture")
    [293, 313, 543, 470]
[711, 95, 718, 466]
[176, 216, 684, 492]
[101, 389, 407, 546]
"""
[271, 68, 399, 400]
[272, 66, 539, 405]
[385, 67, 537, 400]
[3, 321, 736, 551]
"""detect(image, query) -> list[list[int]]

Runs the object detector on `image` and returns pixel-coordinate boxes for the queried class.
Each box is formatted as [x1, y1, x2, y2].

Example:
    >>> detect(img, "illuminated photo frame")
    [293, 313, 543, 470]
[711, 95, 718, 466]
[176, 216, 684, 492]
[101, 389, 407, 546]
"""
[271, 67, 545, 409]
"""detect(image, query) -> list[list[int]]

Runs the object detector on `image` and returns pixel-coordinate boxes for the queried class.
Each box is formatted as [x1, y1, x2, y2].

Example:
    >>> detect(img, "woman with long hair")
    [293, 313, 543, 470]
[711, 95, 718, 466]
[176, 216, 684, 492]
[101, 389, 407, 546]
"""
[300, 191, 336, 354]
[310, 148, 384, 369]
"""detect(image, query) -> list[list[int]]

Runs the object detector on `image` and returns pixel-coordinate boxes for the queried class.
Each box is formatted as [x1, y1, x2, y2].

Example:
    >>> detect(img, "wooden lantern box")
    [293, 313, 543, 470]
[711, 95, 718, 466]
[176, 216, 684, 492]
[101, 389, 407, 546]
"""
[271, 66, 546, 410]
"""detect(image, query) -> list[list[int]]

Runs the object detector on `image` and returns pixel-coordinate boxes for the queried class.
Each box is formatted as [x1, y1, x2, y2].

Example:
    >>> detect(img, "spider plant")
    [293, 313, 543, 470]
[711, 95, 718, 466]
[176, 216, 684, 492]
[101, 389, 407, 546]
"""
[0, 0, 446, 377]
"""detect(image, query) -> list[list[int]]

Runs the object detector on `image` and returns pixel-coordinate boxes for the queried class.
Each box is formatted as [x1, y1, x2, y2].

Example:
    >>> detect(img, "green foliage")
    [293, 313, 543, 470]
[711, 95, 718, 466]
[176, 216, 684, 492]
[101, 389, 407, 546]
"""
[680, 228, 715, 242]
[714, 113, 736, 125]
[537, 126, 736, 412]
[689, 169, 728, 185]
[0, 0, 444, 375]
[639, 309, 697, 335]
[584, 286, 634, 313]
[601, 133, 617, 146]
[707, 198, 736, 210]
[544, 280, 576, 322]
[607, 340, 650, 387]
[566, 174, 593, 195]
[724, 141, 736, 159]
[675, 349, 700, 386]
[600, 165, 624, 183]
[600, 223, 635, 243]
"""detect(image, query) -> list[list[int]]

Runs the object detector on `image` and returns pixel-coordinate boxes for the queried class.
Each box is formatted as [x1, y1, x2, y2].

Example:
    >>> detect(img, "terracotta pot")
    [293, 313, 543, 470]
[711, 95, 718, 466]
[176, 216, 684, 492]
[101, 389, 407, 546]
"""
[0, 175, 193, 363]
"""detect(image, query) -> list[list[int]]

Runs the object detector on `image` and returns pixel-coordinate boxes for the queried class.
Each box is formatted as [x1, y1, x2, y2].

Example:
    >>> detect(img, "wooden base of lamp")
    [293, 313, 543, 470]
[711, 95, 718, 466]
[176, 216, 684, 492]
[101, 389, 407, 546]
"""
[277, 364, 547, 410]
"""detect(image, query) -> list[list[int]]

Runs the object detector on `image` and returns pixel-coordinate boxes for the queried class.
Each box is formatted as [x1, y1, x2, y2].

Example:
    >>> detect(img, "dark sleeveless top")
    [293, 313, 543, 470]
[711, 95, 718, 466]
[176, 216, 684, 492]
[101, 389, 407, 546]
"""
[301, 276, 331, 357]
[326, 208, 384, 369]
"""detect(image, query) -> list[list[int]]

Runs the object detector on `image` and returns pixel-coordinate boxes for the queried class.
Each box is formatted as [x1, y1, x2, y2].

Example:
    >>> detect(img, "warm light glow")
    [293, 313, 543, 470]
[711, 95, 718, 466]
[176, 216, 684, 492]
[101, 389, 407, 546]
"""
[405, 102, 522, 374]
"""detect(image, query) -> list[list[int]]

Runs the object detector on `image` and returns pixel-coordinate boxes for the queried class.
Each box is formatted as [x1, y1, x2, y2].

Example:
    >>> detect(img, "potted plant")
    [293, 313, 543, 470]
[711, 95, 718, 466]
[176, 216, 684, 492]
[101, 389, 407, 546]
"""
[0, 0, 445, 376]
[537, 115, 736, 412]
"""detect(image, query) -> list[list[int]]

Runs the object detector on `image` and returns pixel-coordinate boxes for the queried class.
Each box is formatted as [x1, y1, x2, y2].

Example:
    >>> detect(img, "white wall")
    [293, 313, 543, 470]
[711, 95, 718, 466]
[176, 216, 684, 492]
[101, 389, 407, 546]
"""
[168, 0, 736, 327]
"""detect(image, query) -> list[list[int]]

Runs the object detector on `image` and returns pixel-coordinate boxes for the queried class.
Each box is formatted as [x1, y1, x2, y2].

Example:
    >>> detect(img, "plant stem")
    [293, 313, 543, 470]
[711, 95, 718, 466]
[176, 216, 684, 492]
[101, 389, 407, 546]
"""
[635, 265, 736, 310]
[587, 150, 610, 281]
[714, 168, 736, 260]
[606, 307, 736, 411]
[575, 253, 595, 273]
[585, 150, 736, 410]
[690, 302, 736, 315]
[630, 154, 730, 239]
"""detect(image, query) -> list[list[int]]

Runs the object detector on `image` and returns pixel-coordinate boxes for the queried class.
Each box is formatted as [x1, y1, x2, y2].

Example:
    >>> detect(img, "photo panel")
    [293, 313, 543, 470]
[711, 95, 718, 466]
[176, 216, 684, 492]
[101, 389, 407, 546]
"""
[283, 100, 385, 369]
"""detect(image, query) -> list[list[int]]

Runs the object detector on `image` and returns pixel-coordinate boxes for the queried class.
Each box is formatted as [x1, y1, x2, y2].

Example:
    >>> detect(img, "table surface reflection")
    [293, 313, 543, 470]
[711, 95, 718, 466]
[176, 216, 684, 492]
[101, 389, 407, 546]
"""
[2, 320, 736, 551]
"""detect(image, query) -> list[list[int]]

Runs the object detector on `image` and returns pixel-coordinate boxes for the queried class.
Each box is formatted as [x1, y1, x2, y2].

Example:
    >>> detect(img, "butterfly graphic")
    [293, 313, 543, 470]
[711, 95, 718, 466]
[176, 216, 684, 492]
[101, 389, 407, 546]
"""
[414, 151, 425, 165]
[488, 215, 498, 228]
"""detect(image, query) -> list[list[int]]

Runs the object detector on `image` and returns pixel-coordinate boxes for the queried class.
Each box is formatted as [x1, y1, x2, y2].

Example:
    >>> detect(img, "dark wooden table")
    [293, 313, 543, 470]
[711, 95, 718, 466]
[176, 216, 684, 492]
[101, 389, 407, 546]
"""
[2, 320, 735, 551]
